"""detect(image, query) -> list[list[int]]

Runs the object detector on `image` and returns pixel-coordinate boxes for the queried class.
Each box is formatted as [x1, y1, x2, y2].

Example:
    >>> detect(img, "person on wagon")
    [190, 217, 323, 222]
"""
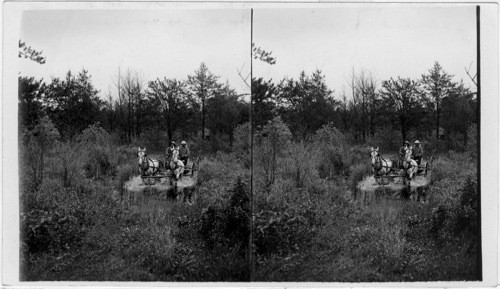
[398, 141, 410, 167]
[166, 141, 176, 162]
[179, 141, 190, 167]
[412, 140, 423, 165]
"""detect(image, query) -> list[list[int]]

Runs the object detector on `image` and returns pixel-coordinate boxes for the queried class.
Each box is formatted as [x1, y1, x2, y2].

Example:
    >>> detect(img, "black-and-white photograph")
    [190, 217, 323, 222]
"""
[251, 7, 482, 281]
[17, 8, 252, 281]
[2, 1, 499, 286]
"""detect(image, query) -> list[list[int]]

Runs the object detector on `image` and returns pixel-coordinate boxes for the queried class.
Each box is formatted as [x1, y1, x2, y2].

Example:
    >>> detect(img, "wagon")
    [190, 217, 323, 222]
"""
[141, 157, 201, 186]
[374, 156, 433, 185]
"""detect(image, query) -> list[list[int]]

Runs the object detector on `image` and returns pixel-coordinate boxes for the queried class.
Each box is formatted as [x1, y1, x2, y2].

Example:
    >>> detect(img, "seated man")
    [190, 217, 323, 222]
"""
[412, 140, 423, 166]
[179, 140, 190, 167]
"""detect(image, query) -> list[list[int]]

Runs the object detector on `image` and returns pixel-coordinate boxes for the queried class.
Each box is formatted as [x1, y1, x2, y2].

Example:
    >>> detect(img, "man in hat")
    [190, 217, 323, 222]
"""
[179, 140, 190, 167]
[412, 140, 423, 166]
[398, 141, 410, 168]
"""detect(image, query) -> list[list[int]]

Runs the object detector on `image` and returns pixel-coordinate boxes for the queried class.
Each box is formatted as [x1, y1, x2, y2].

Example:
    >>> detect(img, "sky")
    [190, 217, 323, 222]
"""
[253, 6, 477, 97]
[20, 9, 251, 97]
[20, 7, 477, 100]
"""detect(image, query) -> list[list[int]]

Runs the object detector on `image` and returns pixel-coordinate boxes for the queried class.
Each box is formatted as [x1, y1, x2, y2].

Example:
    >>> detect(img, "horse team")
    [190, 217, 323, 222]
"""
[370, 141, 423, 180]
[137, 144, 187, 182]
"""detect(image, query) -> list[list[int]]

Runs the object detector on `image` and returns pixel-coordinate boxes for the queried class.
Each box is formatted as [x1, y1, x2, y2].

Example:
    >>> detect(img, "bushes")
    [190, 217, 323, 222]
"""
[77, 125, 115, 179]
[349, 163, 372, 192]
[116, 163, 136, 192]
[254, 209, 314, 256]
[368, 126, 401, 152]
[317, 147, 346, 179]
[21, 207, 89, 255]
[198, 177, 250, 252]
[466, 125, 477, 159]
[194, 177, 250, 280]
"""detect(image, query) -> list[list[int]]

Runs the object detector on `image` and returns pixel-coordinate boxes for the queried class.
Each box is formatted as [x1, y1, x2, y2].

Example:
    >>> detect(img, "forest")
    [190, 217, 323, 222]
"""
[19, 41, 479, 281]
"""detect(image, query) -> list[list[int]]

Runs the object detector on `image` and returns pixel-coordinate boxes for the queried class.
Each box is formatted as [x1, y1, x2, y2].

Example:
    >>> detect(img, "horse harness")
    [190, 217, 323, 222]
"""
[139, 154, 159, 175]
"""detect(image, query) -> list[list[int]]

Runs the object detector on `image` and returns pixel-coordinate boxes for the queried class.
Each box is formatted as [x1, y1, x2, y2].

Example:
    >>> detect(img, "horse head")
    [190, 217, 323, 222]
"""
[172, 147, 179, 161]
[405, 146, 413, 162]
[168, 147, 180, 170]
[370, 147, 380, 165]
[138, 147, 148, 170]
[404, 146, 418, 179]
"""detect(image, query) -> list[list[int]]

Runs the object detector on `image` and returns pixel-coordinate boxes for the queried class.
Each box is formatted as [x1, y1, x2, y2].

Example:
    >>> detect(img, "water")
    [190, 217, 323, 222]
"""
[125, 174, 197, 193]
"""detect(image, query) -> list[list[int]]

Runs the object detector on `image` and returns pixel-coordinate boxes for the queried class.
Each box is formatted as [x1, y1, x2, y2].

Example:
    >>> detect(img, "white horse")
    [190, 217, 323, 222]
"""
[167, 147, 185, 181]
[370, 147, 396, 176]
[403, 146, 419, 180]
[138, 147, 161, 176]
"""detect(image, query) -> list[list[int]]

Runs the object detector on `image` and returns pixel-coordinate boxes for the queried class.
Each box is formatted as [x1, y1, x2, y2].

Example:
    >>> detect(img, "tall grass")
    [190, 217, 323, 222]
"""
[21, 122, 478, 281]
[252, 123, 478, 281]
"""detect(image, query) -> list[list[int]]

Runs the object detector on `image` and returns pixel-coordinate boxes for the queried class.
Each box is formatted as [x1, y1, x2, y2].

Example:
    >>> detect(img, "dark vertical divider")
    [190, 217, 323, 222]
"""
[475, 5, 482, 281]
[249, 8, 254, 282]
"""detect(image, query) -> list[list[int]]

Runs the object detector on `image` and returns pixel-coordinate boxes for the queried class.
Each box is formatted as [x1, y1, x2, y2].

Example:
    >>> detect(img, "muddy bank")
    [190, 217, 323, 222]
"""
[124, 175, 196, 193]
[121, 174, 198, 206]
[356, 172, 430, 204]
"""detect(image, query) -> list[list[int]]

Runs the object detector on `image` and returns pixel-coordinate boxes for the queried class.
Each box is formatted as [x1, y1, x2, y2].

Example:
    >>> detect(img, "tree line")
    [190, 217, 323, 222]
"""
[20, 61, 249, 149]
[19, 41, 477, 153]
[253, 62, 477, 149]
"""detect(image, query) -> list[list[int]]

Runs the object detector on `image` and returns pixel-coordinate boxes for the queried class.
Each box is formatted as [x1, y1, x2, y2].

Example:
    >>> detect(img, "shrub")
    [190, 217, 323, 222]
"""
[22, 209, 87, 254]
[116, 163, 136, 193]
[453, 177, 478, 236]
[349, 163, 372, 192]
[54, 141, 86, 187]
[113, 146, 138, 168]
[232, 122, 251, 168]
[133, 129, 169, 153]
[368, 126, 400, 152]
[466, 125, 477, 159]
[317, 147, 348, 179]
[198, 177, 249, 252]
[282, 142, 318, 187]
[21, 116, 61, 189]
[84, 146, 114, 179]
[254, 207, 315, 256]
[75, 124, 116, 179]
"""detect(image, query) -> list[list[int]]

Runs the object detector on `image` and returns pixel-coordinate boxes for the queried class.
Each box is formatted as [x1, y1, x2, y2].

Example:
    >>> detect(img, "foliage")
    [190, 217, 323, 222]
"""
[19, 40, 46, 64]
[278, 70, 339, 139]
[379, 77, 426, 141]
[187, 62, 221, 141]
[19, 76, 46, 130]
[252, 78, 278, 128]
[146, 78, 192, 142]
[255, 116, 292, 187]
[19, 54, 479, 282]
[21, 116, 60, 189]
[232, 122, 251, 167]
[206, 84, 249, 147]
[421, 62, 455, 139]
[44, 70, 103, 139]
[466, 125, 477, 159]
[252, 43, 276, 65]
[77, 125, 114, 179]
